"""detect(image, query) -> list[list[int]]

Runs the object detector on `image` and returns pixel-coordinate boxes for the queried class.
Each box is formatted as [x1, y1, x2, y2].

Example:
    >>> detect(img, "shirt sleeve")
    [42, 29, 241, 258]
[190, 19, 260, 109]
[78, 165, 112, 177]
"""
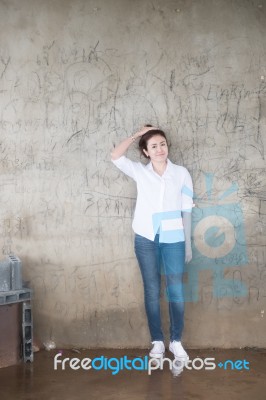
[111, 156, 139, 181]
[181, 169, 194, 212]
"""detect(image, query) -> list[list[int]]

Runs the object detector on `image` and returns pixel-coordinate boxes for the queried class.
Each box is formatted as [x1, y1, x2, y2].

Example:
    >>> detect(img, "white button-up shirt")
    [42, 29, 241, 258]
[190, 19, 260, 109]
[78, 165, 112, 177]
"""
[112, 156, 193, 243]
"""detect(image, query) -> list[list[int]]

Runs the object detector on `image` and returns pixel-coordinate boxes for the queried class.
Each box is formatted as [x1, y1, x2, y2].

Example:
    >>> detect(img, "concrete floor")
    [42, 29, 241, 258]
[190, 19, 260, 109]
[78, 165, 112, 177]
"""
[0, 348, 265, 400]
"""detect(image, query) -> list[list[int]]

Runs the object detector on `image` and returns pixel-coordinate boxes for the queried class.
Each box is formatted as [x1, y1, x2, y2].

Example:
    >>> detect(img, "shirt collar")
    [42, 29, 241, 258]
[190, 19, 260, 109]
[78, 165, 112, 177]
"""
[146, 158, 173, 175]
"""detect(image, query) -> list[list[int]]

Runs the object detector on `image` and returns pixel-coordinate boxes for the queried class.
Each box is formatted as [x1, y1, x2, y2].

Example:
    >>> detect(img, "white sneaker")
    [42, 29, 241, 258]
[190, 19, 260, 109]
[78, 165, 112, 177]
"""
[149, 341, 165, 358]
[169, 341, 189, 361]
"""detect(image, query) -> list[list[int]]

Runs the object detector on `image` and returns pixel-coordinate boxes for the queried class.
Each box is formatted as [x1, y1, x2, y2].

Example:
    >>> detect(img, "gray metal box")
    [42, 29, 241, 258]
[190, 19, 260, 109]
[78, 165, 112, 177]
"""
[9, 255, 22, 291]
[0, 255, 23, 292]
[0, 260, 11, 292]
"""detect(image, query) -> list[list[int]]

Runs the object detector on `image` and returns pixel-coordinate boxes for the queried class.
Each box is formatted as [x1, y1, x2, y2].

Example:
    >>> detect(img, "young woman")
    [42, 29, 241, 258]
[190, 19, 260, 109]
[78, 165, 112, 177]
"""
[111, 125, 193, 361]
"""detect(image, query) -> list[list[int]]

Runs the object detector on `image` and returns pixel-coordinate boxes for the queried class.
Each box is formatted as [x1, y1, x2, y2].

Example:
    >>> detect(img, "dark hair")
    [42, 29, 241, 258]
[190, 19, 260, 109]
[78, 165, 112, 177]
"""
[139, 125, 168, 158]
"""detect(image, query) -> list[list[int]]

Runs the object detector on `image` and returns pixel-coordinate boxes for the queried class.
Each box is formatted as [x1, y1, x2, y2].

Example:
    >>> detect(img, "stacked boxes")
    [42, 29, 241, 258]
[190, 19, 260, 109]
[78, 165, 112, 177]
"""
[0, 255, 33, 366]
[0, 255, 32, 306]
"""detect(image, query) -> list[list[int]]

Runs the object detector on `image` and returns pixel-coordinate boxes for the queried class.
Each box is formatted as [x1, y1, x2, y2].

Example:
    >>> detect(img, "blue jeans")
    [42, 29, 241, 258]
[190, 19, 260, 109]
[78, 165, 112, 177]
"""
[134, 233, 185, 342]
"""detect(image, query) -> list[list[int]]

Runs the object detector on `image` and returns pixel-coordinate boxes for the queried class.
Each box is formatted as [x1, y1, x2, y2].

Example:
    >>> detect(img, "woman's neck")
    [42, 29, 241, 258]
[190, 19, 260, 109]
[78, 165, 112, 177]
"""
[151, 160, 167, 176]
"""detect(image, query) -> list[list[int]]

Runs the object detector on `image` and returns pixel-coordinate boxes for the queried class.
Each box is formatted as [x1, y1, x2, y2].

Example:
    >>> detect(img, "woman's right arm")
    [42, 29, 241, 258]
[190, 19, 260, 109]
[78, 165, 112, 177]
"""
[111, 126, 155, 160]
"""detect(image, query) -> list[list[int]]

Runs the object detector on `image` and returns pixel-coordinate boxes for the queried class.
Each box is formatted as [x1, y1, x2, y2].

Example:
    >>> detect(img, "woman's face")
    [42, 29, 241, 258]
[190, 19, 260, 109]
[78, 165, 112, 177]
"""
[143, 134, 168, 163]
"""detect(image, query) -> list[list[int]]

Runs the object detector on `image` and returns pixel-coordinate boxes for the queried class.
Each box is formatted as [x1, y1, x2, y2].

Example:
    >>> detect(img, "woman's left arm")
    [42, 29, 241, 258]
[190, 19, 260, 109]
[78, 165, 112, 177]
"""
[182, 211, 192, 263]
[181, 168, 193, 263]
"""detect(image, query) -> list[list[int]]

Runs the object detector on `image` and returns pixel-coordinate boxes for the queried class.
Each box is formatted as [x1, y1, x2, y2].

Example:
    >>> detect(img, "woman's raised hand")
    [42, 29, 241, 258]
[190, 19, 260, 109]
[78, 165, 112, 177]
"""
[111, 125, 156, 160]
[135, 126, 156, 138]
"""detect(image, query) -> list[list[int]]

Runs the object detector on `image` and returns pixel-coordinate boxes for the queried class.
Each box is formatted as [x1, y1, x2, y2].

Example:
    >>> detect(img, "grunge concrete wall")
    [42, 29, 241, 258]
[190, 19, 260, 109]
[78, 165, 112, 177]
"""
[0, 0, 266, 348]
